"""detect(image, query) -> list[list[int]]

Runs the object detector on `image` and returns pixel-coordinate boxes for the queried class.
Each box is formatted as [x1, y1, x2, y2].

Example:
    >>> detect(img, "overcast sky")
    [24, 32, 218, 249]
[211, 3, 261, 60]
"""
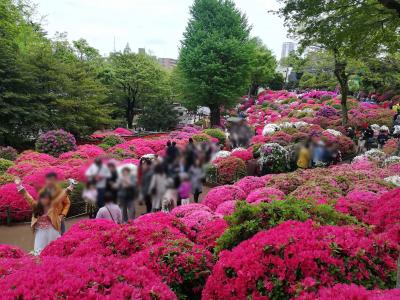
[34, 0, 294, 59]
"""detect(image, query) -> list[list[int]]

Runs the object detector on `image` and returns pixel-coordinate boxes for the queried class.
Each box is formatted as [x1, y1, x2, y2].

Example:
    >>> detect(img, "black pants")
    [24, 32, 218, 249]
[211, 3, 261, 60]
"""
[97, 188, 106, 208]
[144, 194, 152, 213]
[194, 190, 202, 203]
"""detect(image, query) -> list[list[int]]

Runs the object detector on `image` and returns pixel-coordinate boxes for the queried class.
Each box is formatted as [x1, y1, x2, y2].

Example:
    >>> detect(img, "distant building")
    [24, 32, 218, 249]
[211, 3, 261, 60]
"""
[138, 48, 146, 55]
[158, 57, 178, 69]
[281, 42, 296, 60]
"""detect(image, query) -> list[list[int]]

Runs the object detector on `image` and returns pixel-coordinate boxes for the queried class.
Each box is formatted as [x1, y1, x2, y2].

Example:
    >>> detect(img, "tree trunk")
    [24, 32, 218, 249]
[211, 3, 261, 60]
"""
[249, 83, 259, 98]
[126, 98, 134, 129]
[333, 56, 349, 126]
[210, 105, 221, 127]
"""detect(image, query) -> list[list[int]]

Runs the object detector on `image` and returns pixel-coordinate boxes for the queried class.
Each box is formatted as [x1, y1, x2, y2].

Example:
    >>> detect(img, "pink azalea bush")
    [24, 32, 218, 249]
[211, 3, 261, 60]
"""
[202, 185, 246, 211]
[0, 183, 37, 222]
[233, 176, 266, 196]
[22, 166, 66, 191]
[245, 187, 285, 204]
[298, 283, 400, 300]
[215, 200, 237, 216]
[202, 220, 398, 299]
[0, 244, 25, 259]
[335, 190, 379, 221]
[0, 256, 177, 299]
[365, 188, 400, 243]
[215, 156, 247, 184]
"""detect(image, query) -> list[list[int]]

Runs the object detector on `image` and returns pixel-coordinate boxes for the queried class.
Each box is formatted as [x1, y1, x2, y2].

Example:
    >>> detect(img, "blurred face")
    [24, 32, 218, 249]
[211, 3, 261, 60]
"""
[45, 176, 57, 187]
[39, 195, 51, 207]
[122, 169, 130, 176]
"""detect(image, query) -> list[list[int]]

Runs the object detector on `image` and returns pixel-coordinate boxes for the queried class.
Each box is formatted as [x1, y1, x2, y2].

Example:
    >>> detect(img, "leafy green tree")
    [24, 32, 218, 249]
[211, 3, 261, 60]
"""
[248, 38, 277, 97]
[178, 0, 254, 126]
[266, 72, 285, 90]
[137, 99, 179, 131]
[106, 52, 167, 128]
[277, 0, 400, 125]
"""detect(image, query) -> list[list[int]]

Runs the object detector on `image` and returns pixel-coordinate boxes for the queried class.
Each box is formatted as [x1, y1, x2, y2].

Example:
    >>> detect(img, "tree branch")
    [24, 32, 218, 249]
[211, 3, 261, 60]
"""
[377, 0, 400, 17]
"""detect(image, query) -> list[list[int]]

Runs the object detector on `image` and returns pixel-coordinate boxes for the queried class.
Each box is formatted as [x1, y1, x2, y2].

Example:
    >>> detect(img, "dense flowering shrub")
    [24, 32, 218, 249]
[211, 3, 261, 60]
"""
[194, 218, 228, 251]
[0, 158, 13, 174]
[16, 151, 58, 165]
[132, 239, 214, 299]
[181, 210, 220, 231]
[245, 187, 285, 204]
[202, 185, 246, 211]
[35, 129, 77, 157]
[42, 220, 188, 258]
[113, 127, 133, 135]
[171, 203, 212, 218]
[298, 284, 400, 300]
[0, 183, 37, 222]
[230, 148, 253, 161]
[365, 188, 400, 243]
[0, 146, 18, 161]
[215, 156, 246, 184]
[192, 133, 212, 143]
[205, 220, 397, 299]
[59, 144, 105, 160]
[22, 166, 66, 191]
[0, 244, 25, 259]
[0, 256, 177, 299]
[335, 190, 379, 221]
[0, 173, 14, 185]
[383, 138, 399, 155]
[316, 105, 338, 118]
[215, 200, 237, 216]
[290, 179, 343, 203]
[233, 176, 265, 196]
[203, 128, 226, 144]
[215, 199, 357, 253]
[258, 143, 288, 173]
[266, 171, 306, 194]
[100, 134, 125, 149]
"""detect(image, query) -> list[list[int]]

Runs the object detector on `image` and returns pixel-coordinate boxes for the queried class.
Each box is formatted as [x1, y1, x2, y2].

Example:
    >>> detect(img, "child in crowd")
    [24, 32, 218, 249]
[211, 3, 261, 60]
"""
[82, 181, 97, 219]
[16, 177, 75, 255]
[161, 179, 178, 212]
[178, 174, 192, 205]
[96, 191, 122, 224]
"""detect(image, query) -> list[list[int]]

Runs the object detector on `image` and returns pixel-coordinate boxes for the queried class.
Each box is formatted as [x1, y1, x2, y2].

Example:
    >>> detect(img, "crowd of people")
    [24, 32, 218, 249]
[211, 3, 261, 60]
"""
[82, 138, 216, 225]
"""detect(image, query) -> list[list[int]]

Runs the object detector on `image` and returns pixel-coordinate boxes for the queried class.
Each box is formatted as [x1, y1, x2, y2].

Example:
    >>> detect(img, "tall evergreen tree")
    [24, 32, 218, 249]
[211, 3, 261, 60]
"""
[178, 0, 254, 126]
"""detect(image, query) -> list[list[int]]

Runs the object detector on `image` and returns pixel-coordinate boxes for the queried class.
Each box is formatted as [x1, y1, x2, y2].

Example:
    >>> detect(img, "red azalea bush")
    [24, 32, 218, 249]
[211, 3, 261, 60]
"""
[230, 148, 253, 161]
[0, 244, 25, 259]
[298, 283, 400, 300]
[202, 185, 246, 211]
[365, 188, 400, 243]
[245, 187, 285, 204]
[59, 144, 105, 160]
[203, 220, 398, 299]
[0, 183, 37, 222]
[233, 176, 266, 196]
[215, 156, 246, 184]
[0, 256, 177, 299]
[132, 238, 214, 299]
[16, 151, 58, 165]
[42, 220, 188, 258]
[194, 218, 228, 251]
